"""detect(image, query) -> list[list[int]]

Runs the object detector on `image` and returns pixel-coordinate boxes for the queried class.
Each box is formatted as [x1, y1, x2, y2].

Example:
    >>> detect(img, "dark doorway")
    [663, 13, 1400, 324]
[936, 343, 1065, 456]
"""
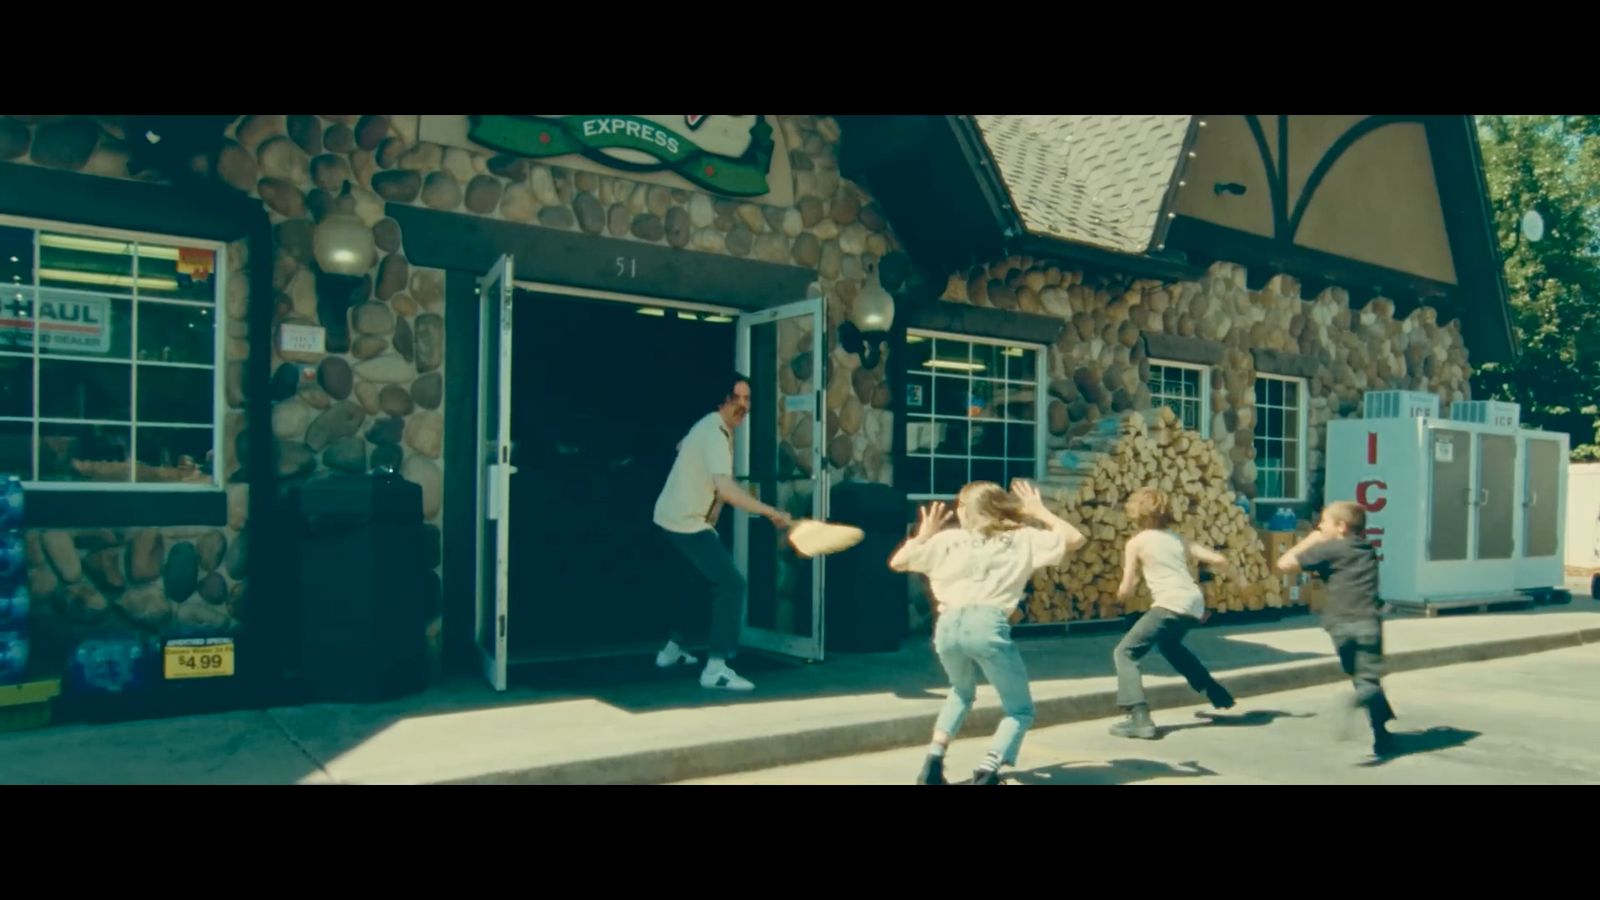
[507, 290, 736, 662]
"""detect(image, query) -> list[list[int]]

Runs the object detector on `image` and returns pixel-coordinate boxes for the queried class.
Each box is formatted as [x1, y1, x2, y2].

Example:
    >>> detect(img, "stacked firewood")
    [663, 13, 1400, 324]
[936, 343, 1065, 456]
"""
[1024, 406, 1285, 623]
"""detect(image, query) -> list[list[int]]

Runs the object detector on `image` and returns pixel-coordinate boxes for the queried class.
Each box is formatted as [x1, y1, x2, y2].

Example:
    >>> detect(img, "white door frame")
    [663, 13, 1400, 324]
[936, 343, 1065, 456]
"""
[734, 297, 827, 660]
[475, 254, 516, 690]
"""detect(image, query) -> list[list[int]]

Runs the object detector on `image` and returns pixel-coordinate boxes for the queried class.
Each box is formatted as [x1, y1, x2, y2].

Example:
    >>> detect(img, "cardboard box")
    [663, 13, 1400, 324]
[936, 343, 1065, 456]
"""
[1302, 577, 1328, 614]
[1260, 527, 1303, 595]
[1262, 529, 1300, 562]
[1259, 523, 1317, 604]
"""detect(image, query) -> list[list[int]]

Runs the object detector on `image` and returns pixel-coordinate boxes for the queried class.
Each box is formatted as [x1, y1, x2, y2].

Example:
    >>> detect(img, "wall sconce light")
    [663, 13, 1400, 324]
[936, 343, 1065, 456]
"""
[311, 182, 377, 330]
[1214, 182, 1247, 197]
[839, 259, 895, 369]
[312, 182, 377, 278]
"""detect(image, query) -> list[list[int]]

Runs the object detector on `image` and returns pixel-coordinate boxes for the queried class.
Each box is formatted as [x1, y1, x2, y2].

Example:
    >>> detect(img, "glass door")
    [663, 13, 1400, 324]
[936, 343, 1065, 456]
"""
[734, 298, 826, 659]
[475, 255, 515, 690]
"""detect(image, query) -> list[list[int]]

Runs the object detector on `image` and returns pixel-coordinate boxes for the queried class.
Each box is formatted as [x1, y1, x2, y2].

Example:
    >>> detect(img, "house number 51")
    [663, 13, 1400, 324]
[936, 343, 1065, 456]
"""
[615, 256, 637, 278]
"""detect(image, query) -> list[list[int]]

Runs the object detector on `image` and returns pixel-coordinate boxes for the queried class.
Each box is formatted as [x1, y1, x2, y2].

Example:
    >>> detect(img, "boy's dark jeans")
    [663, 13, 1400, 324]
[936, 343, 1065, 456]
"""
[1327, 618, 1395, 729]
[1114, 607, 1232, 708]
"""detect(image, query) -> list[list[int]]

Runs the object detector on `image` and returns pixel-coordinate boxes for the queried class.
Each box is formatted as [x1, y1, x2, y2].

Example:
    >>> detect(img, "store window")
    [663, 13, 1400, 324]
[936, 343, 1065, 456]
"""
[1148, 360, 1210, 437]
[0, 217, 225, 489]
[901, 331, 1046, 499]
[1253, 374, 1307, 501]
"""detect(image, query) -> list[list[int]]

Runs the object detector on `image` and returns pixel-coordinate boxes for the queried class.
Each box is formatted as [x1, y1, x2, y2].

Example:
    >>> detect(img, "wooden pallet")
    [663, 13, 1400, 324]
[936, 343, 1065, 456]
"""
[0, 679, 60, 734]
[1387, 594, 1538, 618]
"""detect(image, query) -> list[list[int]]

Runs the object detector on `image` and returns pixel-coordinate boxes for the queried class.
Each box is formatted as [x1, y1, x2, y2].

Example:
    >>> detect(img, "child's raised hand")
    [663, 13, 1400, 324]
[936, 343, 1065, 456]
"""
[915, 501, 954, 541]
[1012, 479, 1048, 515]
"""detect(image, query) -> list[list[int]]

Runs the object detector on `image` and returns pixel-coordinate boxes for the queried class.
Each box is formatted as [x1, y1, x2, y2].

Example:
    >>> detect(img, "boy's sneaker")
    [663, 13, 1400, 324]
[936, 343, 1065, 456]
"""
[1109, 705, 1158, 740]
[700, 662, 754, 691]
[916, 755, 946, 786]
[1206, 683, 1237, 711]
[970, 767, 1004, 785]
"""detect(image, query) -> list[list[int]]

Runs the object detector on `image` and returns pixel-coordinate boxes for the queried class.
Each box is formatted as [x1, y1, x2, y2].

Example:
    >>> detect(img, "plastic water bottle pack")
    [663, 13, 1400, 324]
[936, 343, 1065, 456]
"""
[0, 585, 26, 629]
[0, 631, 27, 683]
[67, 636, 154, 696]
[0, 476, 22, 531]
[0, 530, 23, 591]
[1, 475, 33, 686]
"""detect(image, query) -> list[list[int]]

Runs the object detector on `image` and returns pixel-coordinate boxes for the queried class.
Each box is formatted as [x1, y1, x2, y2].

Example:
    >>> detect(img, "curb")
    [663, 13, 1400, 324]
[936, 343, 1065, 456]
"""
[435, 628, 1599, 785]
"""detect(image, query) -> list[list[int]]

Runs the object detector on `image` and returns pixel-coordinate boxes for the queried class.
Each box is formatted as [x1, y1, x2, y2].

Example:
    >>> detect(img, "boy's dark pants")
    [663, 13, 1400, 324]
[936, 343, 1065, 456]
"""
[1114, 607, 1233, 708]
[1328, 618, 1395, 731]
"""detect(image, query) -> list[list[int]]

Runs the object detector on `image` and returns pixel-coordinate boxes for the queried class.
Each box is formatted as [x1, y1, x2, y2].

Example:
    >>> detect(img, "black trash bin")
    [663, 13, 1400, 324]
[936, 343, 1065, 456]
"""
[825, 481, 910, 652]
[283, 472, 426, 702]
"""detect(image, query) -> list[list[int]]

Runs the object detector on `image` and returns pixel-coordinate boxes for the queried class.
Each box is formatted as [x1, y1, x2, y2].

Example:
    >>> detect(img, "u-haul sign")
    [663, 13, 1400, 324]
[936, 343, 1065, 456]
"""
[0, 290, 112, 354]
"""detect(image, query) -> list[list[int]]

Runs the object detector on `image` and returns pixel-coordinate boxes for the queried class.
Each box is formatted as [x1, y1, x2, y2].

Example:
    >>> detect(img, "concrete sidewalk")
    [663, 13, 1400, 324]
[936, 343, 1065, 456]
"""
[2, 581, 1596, 785]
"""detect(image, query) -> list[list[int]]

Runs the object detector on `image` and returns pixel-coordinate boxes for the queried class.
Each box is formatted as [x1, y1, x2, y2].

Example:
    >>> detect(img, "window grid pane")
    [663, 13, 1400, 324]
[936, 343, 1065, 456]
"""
[0, 220, 221, 488]
[1149, 363, 1208, 438]
[907, 331, 1041, 499]
[1252, 374, 1305, 500]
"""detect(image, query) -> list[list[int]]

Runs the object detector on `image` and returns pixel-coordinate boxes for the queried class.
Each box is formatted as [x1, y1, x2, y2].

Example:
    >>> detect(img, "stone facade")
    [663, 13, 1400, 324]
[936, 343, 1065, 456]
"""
[2, 113, 1479, 666]
[2, 114, 902, 672]
[2, 116, 256, 656]
[901, 258, 1472, 633]
[936, 257, 1473, 504]
[24, 526, 245, 666]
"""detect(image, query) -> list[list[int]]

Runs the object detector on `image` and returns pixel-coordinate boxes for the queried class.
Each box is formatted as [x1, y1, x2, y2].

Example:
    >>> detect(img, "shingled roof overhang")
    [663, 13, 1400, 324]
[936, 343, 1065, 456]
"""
[837, 115, 1516, 364]
[836, 115, 1203, 284]
[969, 115, 1199, 254]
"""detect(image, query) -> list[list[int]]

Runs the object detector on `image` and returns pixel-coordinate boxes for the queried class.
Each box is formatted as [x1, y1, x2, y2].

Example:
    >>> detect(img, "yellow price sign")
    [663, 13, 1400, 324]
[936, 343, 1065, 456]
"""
[163, 639, 235, 680]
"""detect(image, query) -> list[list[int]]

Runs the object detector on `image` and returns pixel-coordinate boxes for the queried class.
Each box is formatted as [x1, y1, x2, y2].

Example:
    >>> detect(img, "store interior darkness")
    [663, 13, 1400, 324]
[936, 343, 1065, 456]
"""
[507, 290, 736, 663]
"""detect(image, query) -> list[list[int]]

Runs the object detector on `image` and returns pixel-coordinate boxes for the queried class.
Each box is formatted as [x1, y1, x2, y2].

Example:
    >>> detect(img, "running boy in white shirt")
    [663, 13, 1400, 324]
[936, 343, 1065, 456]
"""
[1109, 486, 1238, 739]
[891, 480, 1086, 785]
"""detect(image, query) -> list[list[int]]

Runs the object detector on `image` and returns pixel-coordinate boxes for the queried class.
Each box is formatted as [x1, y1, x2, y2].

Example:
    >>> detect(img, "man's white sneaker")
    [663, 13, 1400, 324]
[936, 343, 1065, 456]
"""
[655, 643, 699, 668]
[700, 664, 754, 691]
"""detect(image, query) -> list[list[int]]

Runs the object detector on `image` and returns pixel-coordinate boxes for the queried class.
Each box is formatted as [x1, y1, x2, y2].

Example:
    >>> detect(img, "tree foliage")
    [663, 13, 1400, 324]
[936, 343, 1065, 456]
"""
[1475, 115, 1600, 459]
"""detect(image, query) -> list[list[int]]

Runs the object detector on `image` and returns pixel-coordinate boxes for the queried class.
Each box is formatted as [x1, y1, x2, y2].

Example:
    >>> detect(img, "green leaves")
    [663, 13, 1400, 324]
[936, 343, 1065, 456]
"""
[1476, 115, 1600, 460]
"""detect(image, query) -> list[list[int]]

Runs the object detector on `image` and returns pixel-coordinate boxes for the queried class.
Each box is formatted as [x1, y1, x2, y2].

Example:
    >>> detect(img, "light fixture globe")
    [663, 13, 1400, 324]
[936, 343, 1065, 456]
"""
[838, 260, 896, 369]
[313, 191, 376, 277]
[852, 263, 895, 332]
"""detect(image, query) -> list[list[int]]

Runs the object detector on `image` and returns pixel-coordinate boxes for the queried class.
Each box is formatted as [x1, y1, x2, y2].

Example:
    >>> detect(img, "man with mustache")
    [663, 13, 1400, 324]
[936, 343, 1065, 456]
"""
[653, 373, 792, 691]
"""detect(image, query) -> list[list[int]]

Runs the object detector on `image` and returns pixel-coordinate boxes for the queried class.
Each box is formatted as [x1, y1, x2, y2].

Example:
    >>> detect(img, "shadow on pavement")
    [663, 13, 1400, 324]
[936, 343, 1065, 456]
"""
[1010, 758, 1219, 785]
[8, 593, 1578, 784]
[1357, 726, 1481, 767]
[501, 612, 1341, 715]
[1154, 708, 1318, 738]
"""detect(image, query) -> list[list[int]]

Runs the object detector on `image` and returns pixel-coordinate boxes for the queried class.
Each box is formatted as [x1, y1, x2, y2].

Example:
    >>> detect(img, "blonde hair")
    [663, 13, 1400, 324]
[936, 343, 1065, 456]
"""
[1124, 487, 1174, 530]
[957, 481, 1029, 537]
[1322, 500, 1366, 532]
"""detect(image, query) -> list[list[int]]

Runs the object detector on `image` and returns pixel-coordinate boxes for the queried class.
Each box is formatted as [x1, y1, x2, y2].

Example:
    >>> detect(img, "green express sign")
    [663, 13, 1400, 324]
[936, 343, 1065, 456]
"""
[468, 115, 776, 197]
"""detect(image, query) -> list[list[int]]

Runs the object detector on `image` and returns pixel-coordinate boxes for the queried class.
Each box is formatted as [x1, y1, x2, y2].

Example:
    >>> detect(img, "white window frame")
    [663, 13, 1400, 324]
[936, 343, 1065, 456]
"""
[902, 328, 1047, 501]
[1252, 373, 1308, 502]
[0, 213, 227, 492]
[1147, 359, 1211, 438]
